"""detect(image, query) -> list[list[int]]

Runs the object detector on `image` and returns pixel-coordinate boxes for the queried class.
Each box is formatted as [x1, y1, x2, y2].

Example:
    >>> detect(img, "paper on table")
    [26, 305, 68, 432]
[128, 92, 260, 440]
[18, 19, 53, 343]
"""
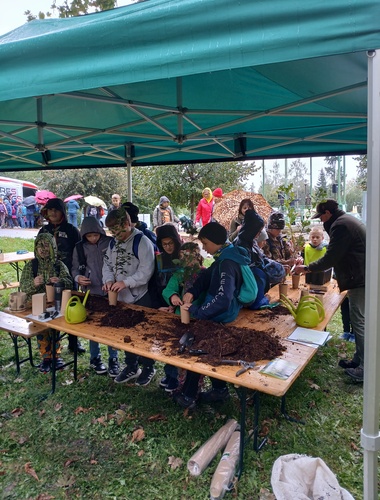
[287, 326, 330, 347]
[260, 358, 299, 380]
[26, 307, 63, 323]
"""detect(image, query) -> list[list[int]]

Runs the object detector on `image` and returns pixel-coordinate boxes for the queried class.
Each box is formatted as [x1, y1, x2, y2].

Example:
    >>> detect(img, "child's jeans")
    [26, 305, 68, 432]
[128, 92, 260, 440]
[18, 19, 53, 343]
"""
[89, 340, 118, 361]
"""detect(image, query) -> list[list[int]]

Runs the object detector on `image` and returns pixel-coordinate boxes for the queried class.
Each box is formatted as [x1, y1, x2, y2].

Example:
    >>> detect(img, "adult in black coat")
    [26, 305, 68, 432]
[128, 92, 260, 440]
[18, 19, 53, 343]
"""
[294, 199, 366, 382]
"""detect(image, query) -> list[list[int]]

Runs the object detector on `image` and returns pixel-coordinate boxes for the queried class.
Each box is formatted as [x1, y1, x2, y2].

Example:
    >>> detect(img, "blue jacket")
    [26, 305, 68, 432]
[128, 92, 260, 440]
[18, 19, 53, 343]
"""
[188, 244, 248, 323]
[67, 200, 80, 214]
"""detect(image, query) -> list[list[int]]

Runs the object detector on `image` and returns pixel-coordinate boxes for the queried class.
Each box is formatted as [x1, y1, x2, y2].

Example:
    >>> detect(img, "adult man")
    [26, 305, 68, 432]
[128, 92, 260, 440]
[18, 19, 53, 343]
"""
[108, 194, 121, 212]
[293, 199, 366, 382]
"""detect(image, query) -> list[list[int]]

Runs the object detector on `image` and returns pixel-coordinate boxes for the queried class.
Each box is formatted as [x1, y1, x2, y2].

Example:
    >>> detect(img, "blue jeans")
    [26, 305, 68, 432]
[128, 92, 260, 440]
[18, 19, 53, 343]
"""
[68, 213, 78, 227]
[89, 341, 118, 361]
[25, 214, 34, 228]
[347, 287, 365, 368]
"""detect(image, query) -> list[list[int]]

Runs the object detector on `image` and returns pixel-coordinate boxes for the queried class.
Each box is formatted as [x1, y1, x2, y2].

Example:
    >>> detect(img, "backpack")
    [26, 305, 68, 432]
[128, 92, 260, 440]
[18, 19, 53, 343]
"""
[236, 264, 259, 306]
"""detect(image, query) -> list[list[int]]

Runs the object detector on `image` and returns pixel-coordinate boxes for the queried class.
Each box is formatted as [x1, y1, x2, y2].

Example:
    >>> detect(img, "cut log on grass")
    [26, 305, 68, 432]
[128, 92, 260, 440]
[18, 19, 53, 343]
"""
[213, 190, 273, 230]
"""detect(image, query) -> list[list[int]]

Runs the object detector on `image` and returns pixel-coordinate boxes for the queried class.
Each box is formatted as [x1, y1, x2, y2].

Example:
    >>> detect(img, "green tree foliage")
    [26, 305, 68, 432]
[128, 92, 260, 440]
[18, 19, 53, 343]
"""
[41, 167, 128, 206]
[315, 168, 327, 190]
[288, 158, 308, 206]
[25, 0, 118, 21]
[353, 155, 367, 191]
[130, 162, 258, 219]
[345, 178, 364, 212]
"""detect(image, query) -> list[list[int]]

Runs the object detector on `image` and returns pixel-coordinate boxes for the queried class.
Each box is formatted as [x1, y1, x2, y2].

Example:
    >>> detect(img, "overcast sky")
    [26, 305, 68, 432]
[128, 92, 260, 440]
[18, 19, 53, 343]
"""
[0, 0, 134, 35]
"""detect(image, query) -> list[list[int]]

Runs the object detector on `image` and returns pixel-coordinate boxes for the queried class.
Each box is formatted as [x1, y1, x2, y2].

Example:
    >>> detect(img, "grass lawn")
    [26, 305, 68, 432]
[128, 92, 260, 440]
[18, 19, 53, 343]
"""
[0, 237, 364, 499]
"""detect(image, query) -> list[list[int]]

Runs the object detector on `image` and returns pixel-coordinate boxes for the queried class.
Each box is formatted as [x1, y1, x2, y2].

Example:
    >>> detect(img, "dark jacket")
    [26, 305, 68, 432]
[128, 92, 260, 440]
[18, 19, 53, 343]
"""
[39, 198, 81, 271]
[187, 244, 247, 323]
[308, 210, 366, 291]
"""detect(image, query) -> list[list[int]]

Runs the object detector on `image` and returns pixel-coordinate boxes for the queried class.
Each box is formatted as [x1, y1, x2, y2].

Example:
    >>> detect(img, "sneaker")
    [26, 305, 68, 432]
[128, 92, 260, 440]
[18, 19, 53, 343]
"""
[136, 366, 156, 387]
[159, 376, 170, 388]
[54, 358, 65, 370]
[345, 366, 364, 382]
[165, 377, 179, 393]
[39, 359, 51, 373]
[340, 332, 351, 341]
[114, 365, 141, 384]
[108, 358, 120, 378]
[348, 333, 355, 343]
[338, 359, 359, 369]
[173, 392, 197, 409]
[90, 357, 107, 375]
[198, 387, 230, 404]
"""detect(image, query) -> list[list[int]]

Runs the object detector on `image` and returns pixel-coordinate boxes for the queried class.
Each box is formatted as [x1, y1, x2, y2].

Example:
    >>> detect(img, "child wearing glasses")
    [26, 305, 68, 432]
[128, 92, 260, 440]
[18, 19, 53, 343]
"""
[102, 208, 156, 387]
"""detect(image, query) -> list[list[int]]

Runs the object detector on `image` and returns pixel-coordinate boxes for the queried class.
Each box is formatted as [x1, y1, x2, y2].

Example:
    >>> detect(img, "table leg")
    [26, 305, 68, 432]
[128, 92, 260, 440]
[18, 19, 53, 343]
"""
[234, 388, 267, 479]
[280, 395, 305, 424]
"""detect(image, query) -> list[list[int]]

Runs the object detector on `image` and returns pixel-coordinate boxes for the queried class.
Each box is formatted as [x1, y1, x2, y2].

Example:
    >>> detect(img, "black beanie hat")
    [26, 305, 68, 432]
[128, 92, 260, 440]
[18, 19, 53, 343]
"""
[268, 211, 285, 230]
[122, 202, 139, 223]
[198, 222, 227, 244]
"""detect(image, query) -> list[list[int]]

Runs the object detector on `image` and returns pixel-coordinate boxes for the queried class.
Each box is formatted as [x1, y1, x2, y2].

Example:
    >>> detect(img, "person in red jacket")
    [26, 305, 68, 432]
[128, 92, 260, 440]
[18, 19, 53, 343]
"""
[195, 188, 214, 227]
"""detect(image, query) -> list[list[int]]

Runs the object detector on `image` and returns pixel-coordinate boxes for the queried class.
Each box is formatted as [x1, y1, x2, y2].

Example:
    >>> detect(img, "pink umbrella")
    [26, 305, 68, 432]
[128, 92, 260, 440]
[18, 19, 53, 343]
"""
[35, 190, 57, 204]
[64, 194, 83, 203]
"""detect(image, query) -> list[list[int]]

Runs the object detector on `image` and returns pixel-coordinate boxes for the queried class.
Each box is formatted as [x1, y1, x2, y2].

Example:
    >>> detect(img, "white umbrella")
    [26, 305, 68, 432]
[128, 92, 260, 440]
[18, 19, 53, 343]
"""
[84, 195, 106, 208]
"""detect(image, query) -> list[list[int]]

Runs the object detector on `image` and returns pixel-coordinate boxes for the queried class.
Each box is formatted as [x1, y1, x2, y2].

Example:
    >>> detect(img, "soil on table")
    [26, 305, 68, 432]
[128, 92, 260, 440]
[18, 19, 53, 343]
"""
[84, 294, 287, 366]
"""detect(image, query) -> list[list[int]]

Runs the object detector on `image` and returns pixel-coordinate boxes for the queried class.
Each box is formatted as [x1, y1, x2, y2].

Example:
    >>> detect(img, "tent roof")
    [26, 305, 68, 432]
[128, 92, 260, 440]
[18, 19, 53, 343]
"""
[0, 0, 379, 171]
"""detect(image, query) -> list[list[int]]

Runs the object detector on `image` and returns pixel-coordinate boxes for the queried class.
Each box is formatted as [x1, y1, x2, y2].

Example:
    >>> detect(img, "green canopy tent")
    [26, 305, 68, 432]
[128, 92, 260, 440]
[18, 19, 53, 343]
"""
[0, 1, 379, 496]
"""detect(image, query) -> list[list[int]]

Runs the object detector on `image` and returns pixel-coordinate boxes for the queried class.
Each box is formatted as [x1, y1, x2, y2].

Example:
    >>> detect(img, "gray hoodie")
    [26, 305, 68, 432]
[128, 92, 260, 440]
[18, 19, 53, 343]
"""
[71, 217, 112, 295]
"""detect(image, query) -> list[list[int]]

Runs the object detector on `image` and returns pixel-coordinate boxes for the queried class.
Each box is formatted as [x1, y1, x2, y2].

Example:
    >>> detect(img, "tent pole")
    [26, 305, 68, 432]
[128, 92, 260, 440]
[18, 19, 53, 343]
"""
[363, 48, 380, 500]
[125, 143, 134, 202]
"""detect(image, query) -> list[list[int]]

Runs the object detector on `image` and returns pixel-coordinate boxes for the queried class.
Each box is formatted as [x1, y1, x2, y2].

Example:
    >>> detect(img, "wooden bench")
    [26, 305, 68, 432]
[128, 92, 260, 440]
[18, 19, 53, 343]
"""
[0, 281, 20, 291]
[0, 311, 48, 374]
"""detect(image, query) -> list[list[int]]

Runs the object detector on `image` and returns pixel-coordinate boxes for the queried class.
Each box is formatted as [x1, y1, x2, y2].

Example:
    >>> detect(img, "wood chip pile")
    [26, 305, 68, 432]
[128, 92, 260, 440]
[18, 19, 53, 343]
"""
[213, 190, 274, 230]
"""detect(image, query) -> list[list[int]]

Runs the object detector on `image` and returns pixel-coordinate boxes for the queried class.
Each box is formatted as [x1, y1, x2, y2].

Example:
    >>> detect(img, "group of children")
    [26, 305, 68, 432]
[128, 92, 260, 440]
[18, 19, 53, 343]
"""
[20, 194, 348, 410]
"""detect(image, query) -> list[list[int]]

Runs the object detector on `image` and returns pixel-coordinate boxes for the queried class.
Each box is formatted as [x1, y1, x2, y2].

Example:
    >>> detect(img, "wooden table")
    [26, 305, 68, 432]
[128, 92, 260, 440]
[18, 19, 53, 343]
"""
[0, 251, 35, 290]
[7, 277, 346, 472]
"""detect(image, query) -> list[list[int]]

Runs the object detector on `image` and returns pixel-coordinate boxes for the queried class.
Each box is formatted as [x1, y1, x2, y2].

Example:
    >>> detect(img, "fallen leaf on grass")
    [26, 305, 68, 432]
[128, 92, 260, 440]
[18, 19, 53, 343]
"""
[36, 494, 55, 500]
[61, 379, 73, 386]
[307, 380, 320, 390]
[18, 436, 28, 444]
[74, 406, 93, 415]
[56, 475, 76, 487]
[64, 459, 79, 467]
[24, 462, 39, 481]
[114, 409, 126, 425]
[148, 414, 167, 422]
[11, 407, 24, 418]
[90, 459, 98, 465]
[14, 377, 23, 384]
[137, 450, 144, 457]
[259, 487, 276, 499]
[168, 456, 183, 470]
[39, 409, 46, 417]
[54, 403, 63, 411]
[131, 428, 145, 443]
[350, 442, 360, 451]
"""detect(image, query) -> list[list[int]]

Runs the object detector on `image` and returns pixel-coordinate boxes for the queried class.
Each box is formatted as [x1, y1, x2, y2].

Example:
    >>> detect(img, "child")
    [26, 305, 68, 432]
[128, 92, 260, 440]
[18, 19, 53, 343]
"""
[303, 226, 328, 265]
[20, 233, 73, 373]
[71, 217, 118, 377]
[160, 242, 205, 393]
[173, 222, 250, 409]
[229, 198, 255, 242]
[152, 223, 183, 309]
[102, 208, 156, 386]
[39, 198, 83, 354]
[262, 211, 300, 270]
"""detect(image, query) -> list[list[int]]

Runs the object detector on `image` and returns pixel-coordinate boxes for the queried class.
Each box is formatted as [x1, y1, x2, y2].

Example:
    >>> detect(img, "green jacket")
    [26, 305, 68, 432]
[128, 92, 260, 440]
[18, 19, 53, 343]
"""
[162, 268, 205, 315]
[20, 232, 73, 301]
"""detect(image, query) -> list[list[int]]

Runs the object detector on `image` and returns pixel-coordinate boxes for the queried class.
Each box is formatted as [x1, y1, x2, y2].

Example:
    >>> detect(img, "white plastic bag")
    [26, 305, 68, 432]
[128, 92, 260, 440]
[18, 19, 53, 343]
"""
[271, 453, 355, 500]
